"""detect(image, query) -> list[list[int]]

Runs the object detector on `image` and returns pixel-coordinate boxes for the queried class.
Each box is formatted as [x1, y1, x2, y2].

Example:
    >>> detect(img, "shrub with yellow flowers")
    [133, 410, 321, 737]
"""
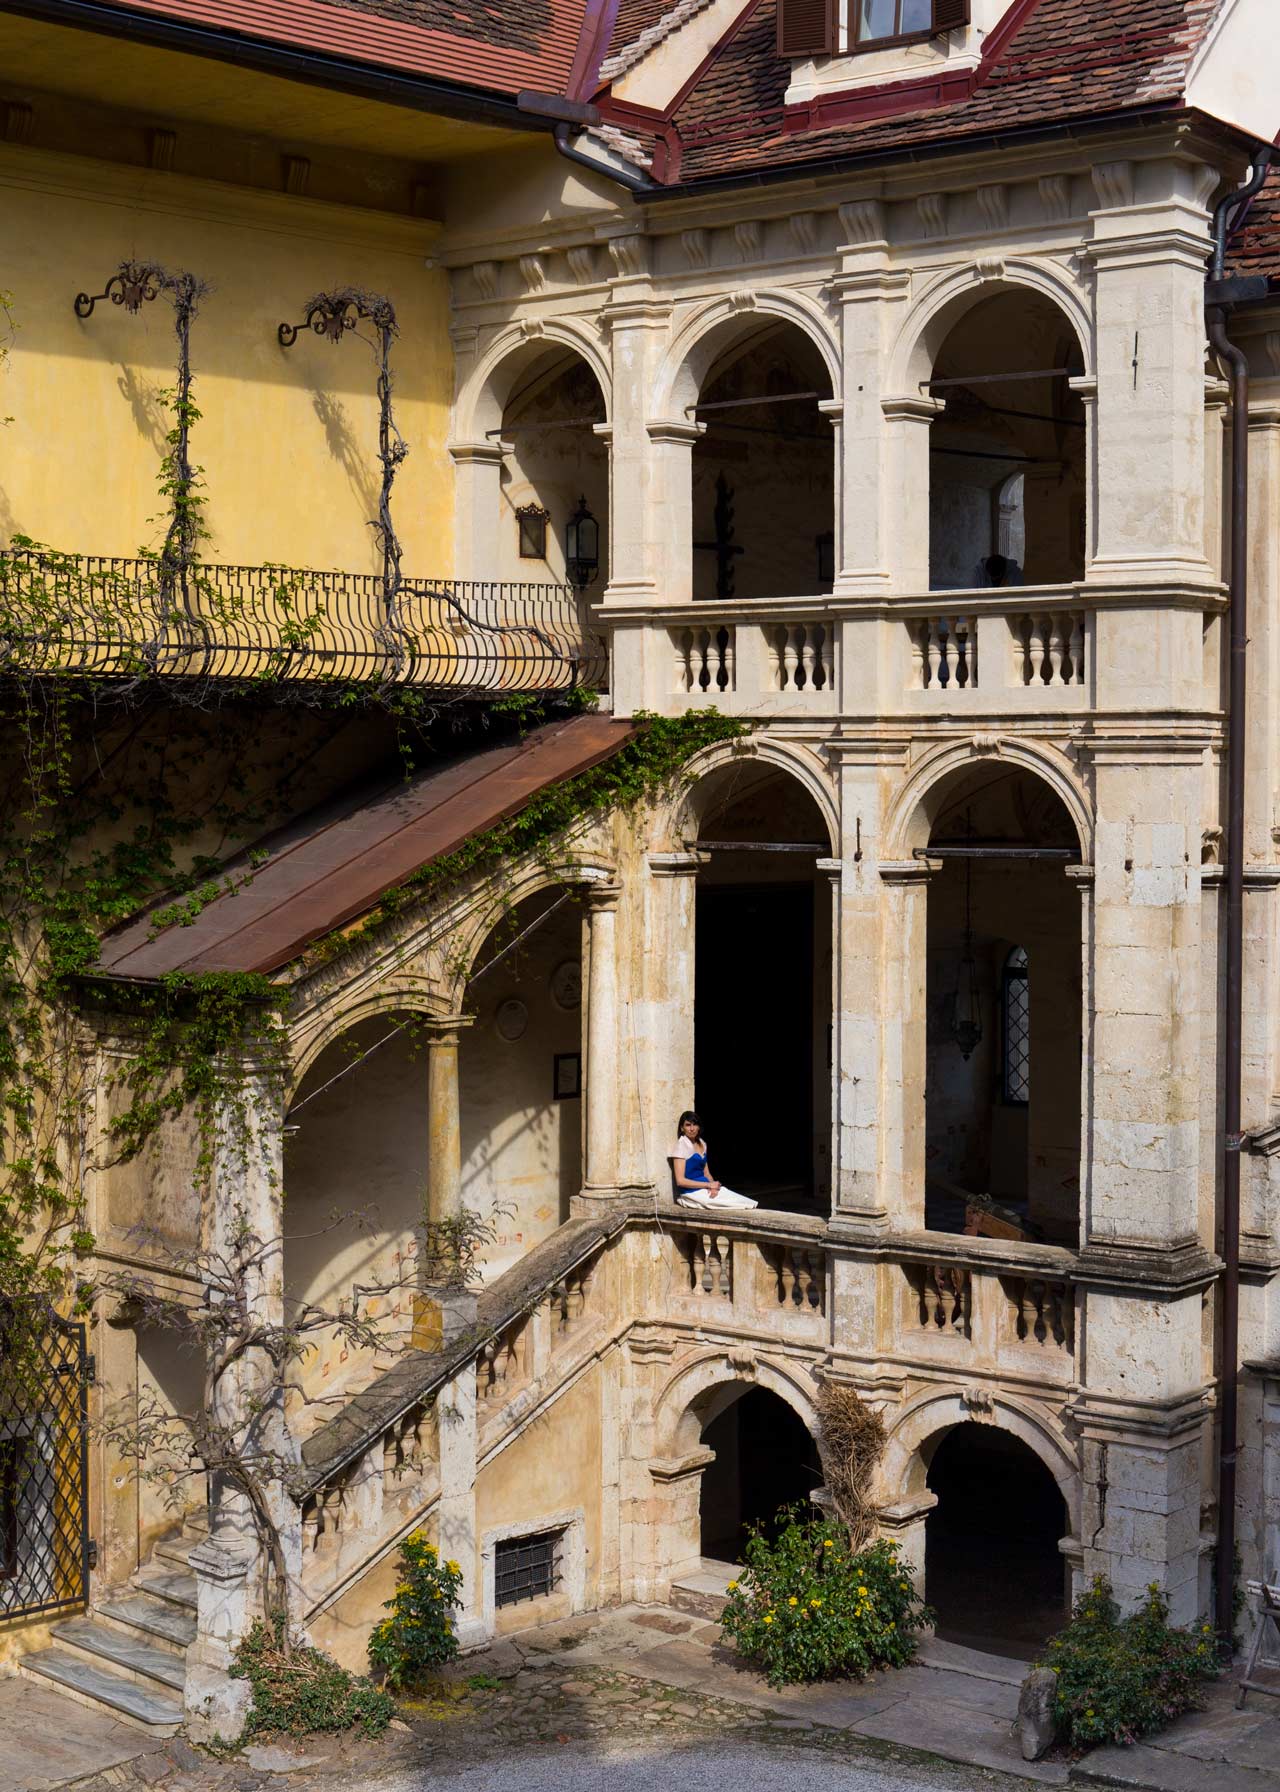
[1040, 1577, 1221, 1748]
[719, 1506, 931, 1687]
[367, 1531, 463, 1690]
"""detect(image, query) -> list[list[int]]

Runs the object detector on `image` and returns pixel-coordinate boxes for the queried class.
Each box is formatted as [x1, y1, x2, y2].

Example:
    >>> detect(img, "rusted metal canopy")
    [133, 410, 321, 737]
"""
[98, 713, 637, 979]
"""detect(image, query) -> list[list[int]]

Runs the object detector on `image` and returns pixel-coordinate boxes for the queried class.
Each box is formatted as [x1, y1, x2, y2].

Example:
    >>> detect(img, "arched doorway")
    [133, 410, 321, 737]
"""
[688, 760, 833, 1210]
[698, 1385, 822, 1563]
[691, 321, 835, 603]
[925, 1423, 1069, 1658]
[928, 289, 1086, 591]
[922, 761, 1083, 1243]
[460, 888, 584, 1282]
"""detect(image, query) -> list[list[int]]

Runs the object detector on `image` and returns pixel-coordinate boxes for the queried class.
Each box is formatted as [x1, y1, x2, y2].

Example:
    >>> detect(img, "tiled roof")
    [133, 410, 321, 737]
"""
[1225, 167, 1280, 286]
[608, 0, 673, 57]
[90, 0, 594, 102]
[606, 0, 1234, 184]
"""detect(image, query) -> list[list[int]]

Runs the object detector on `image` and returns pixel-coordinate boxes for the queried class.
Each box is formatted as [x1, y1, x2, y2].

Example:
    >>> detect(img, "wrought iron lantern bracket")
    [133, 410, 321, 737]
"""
[73, 262, 162, 320]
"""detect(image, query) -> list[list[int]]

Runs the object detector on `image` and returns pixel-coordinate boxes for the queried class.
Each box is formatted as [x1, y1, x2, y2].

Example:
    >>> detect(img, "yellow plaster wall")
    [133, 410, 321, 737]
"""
[0, 146, 454, 577]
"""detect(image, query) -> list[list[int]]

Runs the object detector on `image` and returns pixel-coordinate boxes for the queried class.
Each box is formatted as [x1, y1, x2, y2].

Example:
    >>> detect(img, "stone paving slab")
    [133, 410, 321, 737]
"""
[0, 1677, 162, 1792]
[854, 1693, 1070, 1785]
[1071, 1742, 1280, 1791]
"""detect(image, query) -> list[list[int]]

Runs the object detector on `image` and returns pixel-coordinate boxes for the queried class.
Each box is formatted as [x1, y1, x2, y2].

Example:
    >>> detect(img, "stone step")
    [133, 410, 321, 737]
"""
[19, 1649, 183, 1733]
[53, 1618, 186, 1693]
[152, 1532, 199, 1570]
[135, 1570, 198, 1612]
[669, 1559, 734, 1620]
[97, 1591, 196, 1654]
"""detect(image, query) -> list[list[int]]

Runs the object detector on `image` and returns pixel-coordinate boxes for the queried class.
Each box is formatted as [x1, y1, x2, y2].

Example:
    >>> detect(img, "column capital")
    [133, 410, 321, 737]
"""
[647, 851, 707, 878]
[422, 1012, 475, 1046]
[879, 858, 943, 886]
[581, 878, 623, 911]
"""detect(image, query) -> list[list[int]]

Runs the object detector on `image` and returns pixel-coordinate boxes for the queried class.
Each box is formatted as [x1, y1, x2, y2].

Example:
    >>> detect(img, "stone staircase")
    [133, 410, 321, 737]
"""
[18, 1515, 204, 1733]
[669, 1557, 734, 1620]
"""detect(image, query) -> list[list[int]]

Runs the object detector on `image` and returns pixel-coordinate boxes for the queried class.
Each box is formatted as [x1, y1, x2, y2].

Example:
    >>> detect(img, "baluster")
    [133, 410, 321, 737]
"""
[575, 1266, 592, 1320]
[911, 622, 928, 689]
[956, 622, 972, 688]
[674, 629, 693, 694]
[696, 629, 712, 691]
[922, 1270, 944, 1328]
[720, 627, 735, 691]
[1036, 615, 1054, 684]
[1068, 614, 1085, 685]
[1012, 615, 1030, 686]
[699, 1233, 714, 1295]
[782, 628, 799, 691]
[1048, 616, 1067, 684]
[778, 1250, 797, 1306]
[795, 1251, 814, 1310]
[819, 624, 834, 691]
[716, 1235, 732, 1298]
[771, 626, 787, 690]
[925, 621, 942, 689]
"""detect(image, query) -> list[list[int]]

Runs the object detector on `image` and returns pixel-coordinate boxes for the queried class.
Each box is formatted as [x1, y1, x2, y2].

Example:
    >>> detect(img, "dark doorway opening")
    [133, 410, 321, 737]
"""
[695, 883, 814, 1204]
[925, 1423, 1068, 1659]
[699, 1387, 822, 1564]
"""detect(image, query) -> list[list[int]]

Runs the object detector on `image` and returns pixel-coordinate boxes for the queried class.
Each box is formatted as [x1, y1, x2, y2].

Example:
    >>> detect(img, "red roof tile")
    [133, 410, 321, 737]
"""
[614, 0, 1236, 184]
[92, 0, 593, 102]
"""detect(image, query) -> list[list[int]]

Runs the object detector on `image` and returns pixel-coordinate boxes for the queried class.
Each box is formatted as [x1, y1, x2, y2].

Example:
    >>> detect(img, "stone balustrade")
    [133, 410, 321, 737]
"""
[890, 1236, 1078, 1384]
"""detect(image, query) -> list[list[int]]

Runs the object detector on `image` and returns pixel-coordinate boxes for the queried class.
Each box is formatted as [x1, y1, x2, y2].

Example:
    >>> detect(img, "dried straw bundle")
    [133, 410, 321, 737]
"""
[816, 1383, 886, 1549]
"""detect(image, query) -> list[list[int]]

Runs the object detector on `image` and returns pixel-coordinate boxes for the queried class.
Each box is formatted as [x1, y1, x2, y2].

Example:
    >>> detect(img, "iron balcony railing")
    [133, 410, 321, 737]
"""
[0, 549, 606, 693]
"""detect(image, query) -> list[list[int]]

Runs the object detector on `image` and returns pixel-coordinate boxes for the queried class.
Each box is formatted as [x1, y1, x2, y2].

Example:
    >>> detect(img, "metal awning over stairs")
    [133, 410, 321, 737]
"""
[97, 713, 637, 978]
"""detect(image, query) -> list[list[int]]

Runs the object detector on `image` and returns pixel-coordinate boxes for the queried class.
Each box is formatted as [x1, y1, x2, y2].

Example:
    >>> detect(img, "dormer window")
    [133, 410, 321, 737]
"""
[778, 0, 969, 57]
[855, 0, 932, 45]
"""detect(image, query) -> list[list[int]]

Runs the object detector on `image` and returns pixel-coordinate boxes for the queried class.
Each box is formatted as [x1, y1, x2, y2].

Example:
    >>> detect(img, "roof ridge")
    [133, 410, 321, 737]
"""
[599, 0, 722, 82]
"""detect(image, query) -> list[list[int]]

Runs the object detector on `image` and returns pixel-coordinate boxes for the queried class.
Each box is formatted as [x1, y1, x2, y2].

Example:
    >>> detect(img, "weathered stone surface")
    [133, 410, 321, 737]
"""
[1017, 1666, 1059, 1761]
[242, 1746, 330, 1774]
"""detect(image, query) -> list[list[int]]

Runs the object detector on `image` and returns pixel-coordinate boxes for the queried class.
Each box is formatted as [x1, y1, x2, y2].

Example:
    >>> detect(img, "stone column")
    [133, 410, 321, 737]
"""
[830, 203, 911, 596]
[436, 1359, 486, 1648]
[602, 283, 670, 611]
[1084, 160, 1216, 585]
[643, 853, 704, 1192]
[448, 442, 508, 583]
[877, 859, 938, 1232]
[583, 882, 623, 1193]
[1075, 740, 1216, 1623]
[187, 1061, 297, 1740]
[425, 1014, 473, 1227]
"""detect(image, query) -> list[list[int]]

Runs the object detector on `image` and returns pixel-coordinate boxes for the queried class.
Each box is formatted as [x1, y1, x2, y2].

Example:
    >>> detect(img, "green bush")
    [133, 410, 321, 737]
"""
[367, 1530, 463, 1690]
[231, 1618, 394, 1737]
[719, 1505, 931, 1687]
[1041, 1577, 1221, 1748]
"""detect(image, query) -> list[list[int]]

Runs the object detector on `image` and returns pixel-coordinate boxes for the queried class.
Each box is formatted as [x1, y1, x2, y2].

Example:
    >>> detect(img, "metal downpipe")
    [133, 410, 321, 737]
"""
[1207, 144, 1272, 1646]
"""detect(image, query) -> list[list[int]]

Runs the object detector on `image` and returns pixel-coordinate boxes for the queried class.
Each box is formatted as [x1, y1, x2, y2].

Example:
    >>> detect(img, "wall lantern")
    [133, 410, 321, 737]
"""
[516, 503, 550, 560]
[565, 496, 599, 590]
[947, 855, 983, 1061]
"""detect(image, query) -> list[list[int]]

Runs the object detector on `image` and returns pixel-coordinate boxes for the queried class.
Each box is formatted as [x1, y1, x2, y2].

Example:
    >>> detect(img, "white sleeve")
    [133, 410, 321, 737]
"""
[673, 1137, 694, 1161]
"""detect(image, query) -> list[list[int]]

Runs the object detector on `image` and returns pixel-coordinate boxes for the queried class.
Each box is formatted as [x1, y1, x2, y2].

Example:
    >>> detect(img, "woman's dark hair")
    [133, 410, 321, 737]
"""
[677, 1110, 702, 1138]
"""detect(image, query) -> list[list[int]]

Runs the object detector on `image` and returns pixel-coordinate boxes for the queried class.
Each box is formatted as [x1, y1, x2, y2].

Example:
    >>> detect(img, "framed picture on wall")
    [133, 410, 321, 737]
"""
[553, 1052, 581, 1101]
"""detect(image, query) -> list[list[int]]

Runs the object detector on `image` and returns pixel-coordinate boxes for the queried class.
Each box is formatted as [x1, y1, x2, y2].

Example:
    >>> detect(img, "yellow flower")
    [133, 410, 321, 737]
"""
[788, 1597, 799, 1606]
[446, 1560, 461, 1574]
[823, 1539, 834, 1549]
[811, 1598, 822, 1608]
[899, 1582, 908, 1591]
[727, 1581, 738, 1592]
[763, 1614, 774, 1625]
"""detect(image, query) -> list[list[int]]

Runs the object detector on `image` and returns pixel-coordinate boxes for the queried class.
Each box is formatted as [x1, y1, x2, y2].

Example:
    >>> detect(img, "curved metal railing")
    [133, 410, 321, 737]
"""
[0, 549, 607, 694]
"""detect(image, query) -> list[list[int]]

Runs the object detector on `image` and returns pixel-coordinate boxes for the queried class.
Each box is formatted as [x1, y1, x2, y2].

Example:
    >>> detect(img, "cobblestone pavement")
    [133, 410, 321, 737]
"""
[21, 1604, 1280, 1792]
[49, 1656, 1036, 1792]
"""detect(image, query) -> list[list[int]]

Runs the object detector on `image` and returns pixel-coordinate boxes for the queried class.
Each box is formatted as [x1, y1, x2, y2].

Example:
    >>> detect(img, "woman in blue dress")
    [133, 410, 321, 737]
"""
[669, 1110, 758, 1211]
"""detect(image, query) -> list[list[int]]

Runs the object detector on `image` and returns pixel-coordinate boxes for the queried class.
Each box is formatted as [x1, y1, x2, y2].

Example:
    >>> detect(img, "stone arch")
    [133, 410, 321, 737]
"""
[890, 259, 1094, 395]
[288, 981, 453, 1103]
[883, 736, 1093, 863]
[655, 1351, 821, 1459]
[652, 737, 839, 857]
[878, 1387, 1080, 1531]
[655, 289, 841, 420]
[455, 321, 613, 441]
[444, 859, 615, 1010]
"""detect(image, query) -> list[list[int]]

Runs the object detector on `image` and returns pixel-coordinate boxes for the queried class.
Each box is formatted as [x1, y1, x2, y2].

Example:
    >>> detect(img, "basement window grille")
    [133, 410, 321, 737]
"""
[494, 1529, 562, 1609]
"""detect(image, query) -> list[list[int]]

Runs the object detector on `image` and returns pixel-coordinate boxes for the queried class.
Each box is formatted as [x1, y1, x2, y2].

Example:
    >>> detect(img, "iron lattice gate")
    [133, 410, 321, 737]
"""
[0, 1300, 92, 1618]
